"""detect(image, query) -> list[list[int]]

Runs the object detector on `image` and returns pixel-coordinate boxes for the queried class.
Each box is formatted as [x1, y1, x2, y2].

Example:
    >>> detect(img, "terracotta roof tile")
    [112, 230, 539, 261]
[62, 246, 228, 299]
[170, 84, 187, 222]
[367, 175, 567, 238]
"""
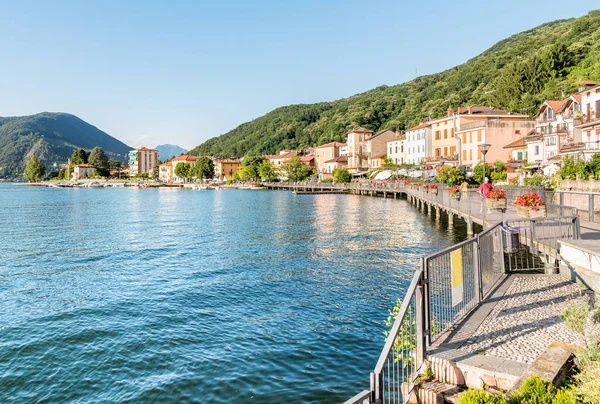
[315, 141, 346, 149]
[406, 122, 431, 131]
[503, 138, 527, 149]
[325, 156, 348, 163]
[172, 155, 198, 162]
[348, 127, 373, 134]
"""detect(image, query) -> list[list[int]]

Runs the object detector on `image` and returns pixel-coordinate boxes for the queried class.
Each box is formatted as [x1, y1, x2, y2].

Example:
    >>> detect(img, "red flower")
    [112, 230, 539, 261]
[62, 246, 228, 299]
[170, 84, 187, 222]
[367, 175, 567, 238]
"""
[486, 188, 506, 200]
[513, 193, 544, 207]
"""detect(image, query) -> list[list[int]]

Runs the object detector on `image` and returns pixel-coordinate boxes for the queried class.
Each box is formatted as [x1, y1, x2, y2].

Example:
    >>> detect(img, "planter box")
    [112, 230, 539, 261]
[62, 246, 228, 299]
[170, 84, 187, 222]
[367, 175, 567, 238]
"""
[487, 198, 507, 209]
[516, 205, 546, 219]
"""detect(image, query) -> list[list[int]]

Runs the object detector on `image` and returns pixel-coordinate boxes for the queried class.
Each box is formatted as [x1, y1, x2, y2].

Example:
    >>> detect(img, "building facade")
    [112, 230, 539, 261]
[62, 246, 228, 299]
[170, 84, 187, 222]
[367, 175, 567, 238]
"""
[171, 155, 197, 183]
[72, 164, 95, 180]
[404, 122, 431, 165]
[214, 159, 241, 181]
[386, 133, 405, 165]
[128, 147, 159, 176]
[159, 162, 172, 182]
[366, 129, 397, 169]
[315, 142, 346, 177]
[346, 127, 373, 172]
[574, 84, 600, 160]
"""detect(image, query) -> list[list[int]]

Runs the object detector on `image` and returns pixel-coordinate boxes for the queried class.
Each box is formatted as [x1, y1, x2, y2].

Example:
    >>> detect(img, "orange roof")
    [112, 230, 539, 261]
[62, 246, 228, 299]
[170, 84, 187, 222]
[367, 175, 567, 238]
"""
[325, 156, 348, 163]
[265, 151, 296, 160]
[300, 155, 314, 162]
[546, 100, 566, 112]
[172, 155, 197, 162]
[348, 127, 373, 134]
[503, 138, 527, 149]
[315, 141, 346, 149]
[159, 162, 171, 166]
[406, 122, 430, 131]
[219, 159, 241, 164]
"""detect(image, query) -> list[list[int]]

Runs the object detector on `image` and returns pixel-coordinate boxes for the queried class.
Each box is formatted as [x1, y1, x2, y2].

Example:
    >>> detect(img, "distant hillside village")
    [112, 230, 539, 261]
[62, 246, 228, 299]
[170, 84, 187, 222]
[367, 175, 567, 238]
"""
[51, 80, 600, 185]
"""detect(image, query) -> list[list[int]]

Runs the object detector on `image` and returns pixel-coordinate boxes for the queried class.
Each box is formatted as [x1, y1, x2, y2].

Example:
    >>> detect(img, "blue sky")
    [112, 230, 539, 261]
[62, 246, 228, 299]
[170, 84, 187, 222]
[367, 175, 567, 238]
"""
[0, 0, 598, 150]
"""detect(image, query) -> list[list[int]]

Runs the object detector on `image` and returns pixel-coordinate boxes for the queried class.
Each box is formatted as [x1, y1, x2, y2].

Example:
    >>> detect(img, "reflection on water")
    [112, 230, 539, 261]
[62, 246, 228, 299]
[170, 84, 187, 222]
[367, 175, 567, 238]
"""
[0, 185, 467, 403]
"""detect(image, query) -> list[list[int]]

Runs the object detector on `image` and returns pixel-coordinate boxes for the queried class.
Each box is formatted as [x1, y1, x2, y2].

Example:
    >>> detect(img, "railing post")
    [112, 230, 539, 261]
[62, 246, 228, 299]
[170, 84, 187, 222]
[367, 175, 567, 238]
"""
[589, 194, 595, 222]
[559, 191, 564, 207]
[415, 271, 426, 371]
[474, 235, 483, 303]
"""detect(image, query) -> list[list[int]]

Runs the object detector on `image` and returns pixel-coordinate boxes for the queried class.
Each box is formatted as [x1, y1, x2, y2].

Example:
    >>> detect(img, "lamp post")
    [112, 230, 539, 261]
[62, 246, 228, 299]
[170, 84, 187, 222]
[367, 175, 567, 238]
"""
[478, 143, 491, 182]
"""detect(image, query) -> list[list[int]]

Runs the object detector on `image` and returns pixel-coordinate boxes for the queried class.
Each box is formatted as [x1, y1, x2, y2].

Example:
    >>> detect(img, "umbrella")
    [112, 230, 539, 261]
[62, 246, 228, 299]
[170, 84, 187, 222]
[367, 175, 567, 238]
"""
[374, 170, 392, 180]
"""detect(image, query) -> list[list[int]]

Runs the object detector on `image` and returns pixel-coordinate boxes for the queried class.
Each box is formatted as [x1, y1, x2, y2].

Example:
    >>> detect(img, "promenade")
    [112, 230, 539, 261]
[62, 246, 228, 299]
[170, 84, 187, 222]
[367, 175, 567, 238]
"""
[265, 181, 600, 403]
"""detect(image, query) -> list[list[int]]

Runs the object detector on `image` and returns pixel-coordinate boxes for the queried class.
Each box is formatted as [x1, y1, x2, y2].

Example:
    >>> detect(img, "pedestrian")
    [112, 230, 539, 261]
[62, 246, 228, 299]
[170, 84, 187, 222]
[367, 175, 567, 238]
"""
[479, 177, 493, 213]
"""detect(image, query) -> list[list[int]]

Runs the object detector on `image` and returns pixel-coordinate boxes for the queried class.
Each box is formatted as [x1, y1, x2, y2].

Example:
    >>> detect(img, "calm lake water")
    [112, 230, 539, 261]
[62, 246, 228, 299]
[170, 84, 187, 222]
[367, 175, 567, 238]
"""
[0, 184, 466, 403]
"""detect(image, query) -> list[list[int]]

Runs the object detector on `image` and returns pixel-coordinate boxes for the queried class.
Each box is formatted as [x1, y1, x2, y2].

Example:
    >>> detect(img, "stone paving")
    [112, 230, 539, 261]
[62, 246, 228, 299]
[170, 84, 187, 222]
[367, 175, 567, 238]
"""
[459, 275, 593, 364]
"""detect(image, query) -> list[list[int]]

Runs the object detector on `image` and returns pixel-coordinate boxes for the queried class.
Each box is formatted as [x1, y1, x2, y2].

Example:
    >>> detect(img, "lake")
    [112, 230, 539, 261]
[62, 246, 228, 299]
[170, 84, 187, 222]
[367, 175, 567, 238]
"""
[0, 184, 466, 403]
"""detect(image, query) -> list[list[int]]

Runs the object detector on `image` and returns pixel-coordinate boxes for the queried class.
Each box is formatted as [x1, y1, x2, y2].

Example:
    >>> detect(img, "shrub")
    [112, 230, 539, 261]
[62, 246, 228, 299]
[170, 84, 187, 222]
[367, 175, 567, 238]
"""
[551, 388, 577, 404]
[574, 360, 600, 404]
[509, 377, 555, 404]
[458, 390, 507, 404]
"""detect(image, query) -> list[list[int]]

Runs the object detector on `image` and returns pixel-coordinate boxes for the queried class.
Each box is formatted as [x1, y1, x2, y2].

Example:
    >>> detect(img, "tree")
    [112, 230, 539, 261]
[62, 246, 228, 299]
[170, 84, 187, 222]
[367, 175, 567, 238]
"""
[88, 147, 109, 176]
[240, 155, 265, 180]
[196, 156, 215, 180]
[23, 155, 45, 182]
[174, 163, 191, 182]
[333, 167, 352, 183]
[258, 160, 278, 181]
[71, 148, 88, 165]
[473, 162, 492, 184]
[490, 160, 508, 183]
[282, 156, 315, 182]
[437, 166, 466, 185]
[108, 159, 122, 171]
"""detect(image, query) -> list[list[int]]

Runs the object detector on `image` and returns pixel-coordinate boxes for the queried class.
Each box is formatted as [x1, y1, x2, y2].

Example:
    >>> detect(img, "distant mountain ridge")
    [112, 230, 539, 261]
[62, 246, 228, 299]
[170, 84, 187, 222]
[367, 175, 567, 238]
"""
[0, 112, 132, 179]
[155, 144, 187, 161]
[189, 10, 600, 158]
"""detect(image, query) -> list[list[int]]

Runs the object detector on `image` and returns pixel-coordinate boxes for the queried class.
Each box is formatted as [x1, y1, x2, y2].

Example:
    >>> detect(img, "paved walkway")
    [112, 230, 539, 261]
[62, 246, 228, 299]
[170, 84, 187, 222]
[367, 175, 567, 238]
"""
[454, 275, 592, 364]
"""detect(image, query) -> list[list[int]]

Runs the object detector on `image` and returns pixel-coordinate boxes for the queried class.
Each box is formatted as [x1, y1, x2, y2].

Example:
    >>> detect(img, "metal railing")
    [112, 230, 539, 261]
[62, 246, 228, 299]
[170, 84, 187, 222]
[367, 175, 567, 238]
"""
[555, 189, 600, 223]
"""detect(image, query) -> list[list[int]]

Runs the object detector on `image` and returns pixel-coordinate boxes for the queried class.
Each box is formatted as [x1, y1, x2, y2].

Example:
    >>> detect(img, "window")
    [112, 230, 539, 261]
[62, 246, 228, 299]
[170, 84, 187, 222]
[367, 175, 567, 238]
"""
[534, 145, 540, 156]
[450, 128, 454, 138]
[477, 130, 482, 142]
[389, 147, 392, 155]
[395, 146, 398, 153]
[435, 131, 441, 140]
[444, 129, 448, 139]
[469, 133, 472, 143]
[450, 146, 456, 155]
[596, 100, 600, 118]
[463, 134, 466, 143]
[435, 148, 441, 157]
[477, 149, 482, 160]
[401, 146, 403, 153]
[444, 147, 448, 156]
[463, 150, 467, 161]
[469, 149, 473, 160]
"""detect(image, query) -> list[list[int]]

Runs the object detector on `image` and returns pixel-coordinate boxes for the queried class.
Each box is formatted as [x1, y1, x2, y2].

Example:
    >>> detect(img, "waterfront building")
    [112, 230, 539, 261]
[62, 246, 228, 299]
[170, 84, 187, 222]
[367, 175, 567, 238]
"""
[315, 142, 346, 179]
[171, 155, 197, 183]
[386, 132, 405, 165]
[214, 159, 241, 181]
[366, 129, 397, 169]
[429, 106, 531, 168]
[128, 147, 159, 176]
[159, 162, 172, 182]
[346, 127, 373, 172]
[572, 83, 600, 160]
[72, 164, 95, 180]
[324, 156, 348, 177]
[404, 122, 431, 165]
[300, 155, 315, 167]
[503, 137, 528, 167]
[265, 150, 297, 168]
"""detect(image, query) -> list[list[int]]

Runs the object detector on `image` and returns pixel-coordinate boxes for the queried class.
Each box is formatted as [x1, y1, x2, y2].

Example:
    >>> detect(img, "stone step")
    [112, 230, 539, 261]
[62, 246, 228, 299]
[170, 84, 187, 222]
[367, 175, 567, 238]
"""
[427, 348, 529, 391]
[416, 380, 464, 404]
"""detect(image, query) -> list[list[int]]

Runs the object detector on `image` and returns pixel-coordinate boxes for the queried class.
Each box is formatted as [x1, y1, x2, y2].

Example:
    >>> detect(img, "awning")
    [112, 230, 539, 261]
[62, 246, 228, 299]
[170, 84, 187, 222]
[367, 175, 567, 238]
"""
[374, 170, 392, 180]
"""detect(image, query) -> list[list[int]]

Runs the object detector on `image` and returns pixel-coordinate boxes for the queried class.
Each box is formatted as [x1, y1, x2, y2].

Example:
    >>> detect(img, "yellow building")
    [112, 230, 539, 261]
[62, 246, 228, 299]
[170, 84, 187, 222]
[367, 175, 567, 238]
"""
[215, 159, 242, 181]
[171, 155, 197, 183]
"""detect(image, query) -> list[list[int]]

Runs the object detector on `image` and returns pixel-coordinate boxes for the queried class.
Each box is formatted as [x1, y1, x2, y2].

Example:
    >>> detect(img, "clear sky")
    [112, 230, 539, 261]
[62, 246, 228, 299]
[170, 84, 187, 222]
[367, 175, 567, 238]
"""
[0, 0, 598, 150]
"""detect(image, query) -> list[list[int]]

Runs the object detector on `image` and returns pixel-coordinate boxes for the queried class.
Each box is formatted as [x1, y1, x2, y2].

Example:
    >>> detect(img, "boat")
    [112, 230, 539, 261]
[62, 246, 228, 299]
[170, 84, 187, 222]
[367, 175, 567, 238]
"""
[86, 181, 103, 188]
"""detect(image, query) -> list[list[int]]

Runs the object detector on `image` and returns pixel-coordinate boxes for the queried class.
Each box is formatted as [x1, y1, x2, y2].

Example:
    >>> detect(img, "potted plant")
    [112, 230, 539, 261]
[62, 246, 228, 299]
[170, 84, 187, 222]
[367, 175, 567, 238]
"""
[422, 183, 429, 193]
[486, 188, 507, 210]
[513, 193, 546, 218]
[429, 184, 439, 195]
[447, 184, 461, 200]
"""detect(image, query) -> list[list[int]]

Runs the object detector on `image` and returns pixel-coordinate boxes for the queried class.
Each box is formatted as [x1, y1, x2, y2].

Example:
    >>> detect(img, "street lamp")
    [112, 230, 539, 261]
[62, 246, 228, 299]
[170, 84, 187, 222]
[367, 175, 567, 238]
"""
[478, 143, 491, 182]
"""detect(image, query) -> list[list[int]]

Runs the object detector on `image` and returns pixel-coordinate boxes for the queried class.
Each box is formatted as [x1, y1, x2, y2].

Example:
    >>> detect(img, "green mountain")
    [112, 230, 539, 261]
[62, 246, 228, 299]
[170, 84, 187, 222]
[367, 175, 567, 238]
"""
[0, 112, 131, 179]
[190, 10, 600, 158]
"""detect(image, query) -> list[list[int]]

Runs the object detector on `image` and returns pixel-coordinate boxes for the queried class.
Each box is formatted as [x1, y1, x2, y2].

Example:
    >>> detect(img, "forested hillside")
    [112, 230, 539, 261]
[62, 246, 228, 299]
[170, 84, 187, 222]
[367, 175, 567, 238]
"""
[0, 112, 131, 179]
[190, 10, 600, 158]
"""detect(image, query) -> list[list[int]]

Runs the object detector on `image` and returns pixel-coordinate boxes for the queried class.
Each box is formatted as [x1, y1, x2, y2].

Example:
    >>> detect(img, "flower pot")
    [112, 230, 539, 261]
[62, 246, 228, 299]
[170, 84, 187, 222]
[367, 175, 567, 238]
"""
[450, 193, 461, 201]
[516, 205, 546, 219]
[486, 198, 507, 209]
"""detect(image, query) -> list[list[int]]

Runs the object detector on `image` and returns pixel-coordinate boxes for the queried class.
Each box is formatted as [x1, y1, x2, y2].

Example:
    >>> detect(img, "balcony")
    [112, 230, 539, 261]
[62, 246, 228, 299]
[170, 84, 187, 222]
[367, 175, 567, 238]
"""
[459, 120, 486, 131]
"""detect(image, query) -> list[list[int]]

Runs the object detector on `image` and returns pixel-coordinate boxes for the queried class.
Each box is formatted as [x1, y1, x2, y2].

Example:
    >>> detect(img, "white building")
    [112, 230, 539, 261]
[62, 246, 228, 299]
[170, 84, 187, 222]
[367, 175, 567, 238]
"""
[572, 83, 600, 160]
[386, 133, 405, 165]
[404, 122, 431, 165]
